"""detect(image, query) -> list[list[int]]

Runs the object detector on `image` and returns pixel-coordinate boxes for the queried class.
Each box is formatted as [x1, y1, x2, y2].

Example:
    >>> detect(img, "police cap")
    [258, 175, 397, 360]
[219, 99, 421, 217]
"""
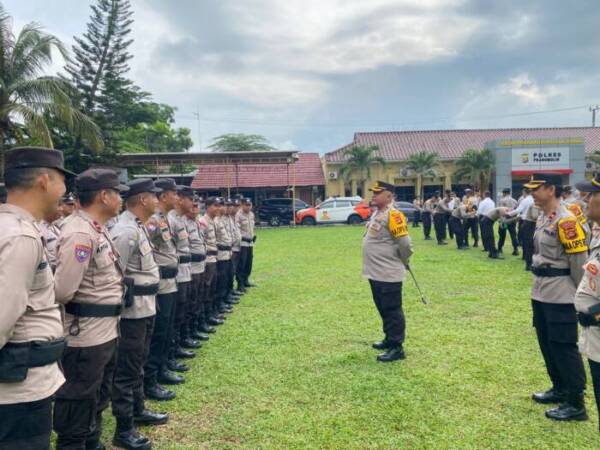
[76, 168, 129, 193]
[5, 146, 75, 177]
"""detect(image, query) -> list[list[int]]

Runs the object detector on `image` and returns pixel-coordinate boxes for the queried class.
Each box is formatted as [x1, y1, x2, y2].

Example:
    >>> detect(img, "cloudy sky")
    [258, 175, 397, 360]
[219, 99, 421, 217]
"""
[5, 0, 600, 153]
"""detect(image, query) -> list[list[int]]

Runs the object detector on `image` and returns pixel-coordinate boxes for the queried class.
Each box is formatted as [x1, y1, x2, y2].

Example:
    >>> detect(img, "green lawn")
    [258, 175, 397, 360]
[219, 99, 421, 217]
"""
[110, 226, 598, 449]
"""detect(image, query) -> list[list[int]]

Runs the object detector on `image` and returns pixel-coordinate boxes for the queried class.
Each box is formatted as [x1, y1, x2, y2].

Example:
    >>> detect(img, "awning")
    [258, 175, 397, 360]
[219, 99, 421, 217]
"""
[511, 169, 573, 176]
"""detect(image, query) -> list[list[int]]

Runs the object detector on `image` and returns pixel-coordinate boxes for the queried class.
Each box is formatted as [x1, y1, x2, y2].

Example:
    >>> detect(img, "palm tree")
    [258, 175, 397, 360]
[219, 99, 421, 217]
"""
[453, 148, 495, 191]
[0, 4, 102, 159]
[405, 151, 439, 199]
[339, 145, 387, 196]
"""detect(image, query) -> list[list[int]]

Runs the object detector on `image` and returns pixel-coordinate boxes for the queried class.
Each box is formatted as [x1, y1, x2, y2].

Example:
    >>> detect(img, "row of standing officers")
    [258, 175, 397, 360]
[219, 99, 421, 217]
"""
[0, 147, 257, 450]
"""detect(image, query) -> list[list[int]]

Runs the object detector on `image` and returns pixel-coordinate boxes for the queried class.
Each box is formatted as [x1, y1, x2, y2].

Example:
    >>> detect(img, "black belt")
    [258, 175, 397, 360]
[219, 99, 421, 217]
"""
[191, 253, 206, 262]
[242, 237, 253, 243]
[178, 255, 192, 264]
[65, 302, 122, 317]
[132, 283, 160, 296]
[159, 266, 178, 279]
[217, 245, 231, 251]
[0, 337, 66, 382]
[577, 312, 600, 327]
[207, 250, 217, 256]
[531, 267, 571, 277]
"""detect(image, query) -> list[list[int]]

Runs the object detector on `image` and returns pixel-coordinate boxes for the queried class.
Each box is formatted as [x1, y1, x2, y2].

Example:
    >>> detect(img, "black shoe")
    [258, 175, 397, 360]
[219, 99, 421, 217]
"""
[376, 346, 406, 362]
[424, 236, 432, 240]
[245, 281, 257, 288]
[144, 383, 176, 401]
[512, 249, 519, 256]
[219, 306, 233, 314]
[532, 388, 566, 404]
[174, 347, 195, 359]
[457, 246, 468, 250]
[372, 340, 390, 350]
[228, 297, 240, 304]
[181, 338, 201, 349]
[437, 241, 448, 245]
[545, 402, 588, 421]
[199, 323, 216, 334]
[489, 253, 504, 259]
[473, 243, 478, 248]
[208, 317, 224, 326]
[234, 288, 246, 295]
[86, 440, 106, 450]
[133, 409, 169, 426]
[112, 429, 151, 450]
[158, 370, 185, 385]
[191, 330, 210, 341]
[167, 359, 189, 372]
[525, 265, 532, 272]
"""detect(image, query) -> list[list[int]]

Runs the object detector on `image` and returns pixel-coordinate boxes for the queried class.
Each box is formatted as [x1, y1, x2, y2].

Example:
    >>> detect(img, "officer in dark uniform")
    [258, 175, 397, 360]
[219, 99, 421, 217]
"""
[0, 147, 71, 450]
[432, 191, 449, 245]
[421, 194, 436, 240]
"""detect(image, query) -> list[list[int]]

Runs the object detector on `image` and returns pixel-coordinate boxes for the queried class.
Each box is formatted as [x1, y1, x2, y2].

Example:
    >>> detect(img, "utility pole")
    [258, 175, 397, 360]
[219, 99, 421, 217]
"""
[192, 106, 202, 151]
[590, 105, 600, 127]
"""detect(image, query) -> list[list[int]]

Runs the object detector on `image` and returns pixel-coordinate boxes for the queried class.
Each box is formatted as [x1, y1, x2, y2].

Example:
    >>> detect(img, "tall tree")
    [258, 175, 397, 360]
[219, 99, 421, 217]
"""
[0, 3, 102, 159]
[339, 145, 387, 196]
[453, 148, 496, 191]
[405, 151, 439, 199]
[208, 134, 275, 152]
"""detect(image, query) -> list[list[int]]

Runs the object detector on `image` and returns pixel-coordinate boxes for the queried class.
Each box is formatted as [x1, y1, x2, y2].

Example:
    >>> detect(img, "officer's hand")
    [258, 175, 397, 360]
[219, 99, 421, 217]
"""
[253, 235, 257, 243]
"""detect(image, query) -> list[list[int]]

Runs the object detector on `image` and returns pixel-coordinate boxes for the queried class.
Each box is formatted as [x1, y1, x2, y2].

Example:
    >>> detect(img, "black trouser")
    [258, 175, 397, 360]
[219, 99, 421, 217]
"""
[217, 259, 233, 306]
[480, 217, 498, 256]
[445, 214, 453, 238]
[237, 247, 250, 287]
[246, 246, 254, 280]
[531, 300, 586, 399]
[433, 213, 446, 243]
[112, 316, 155, 419]
[478, 216, 487, 250]
[191, 273, 205, 329]
[463, 217, 479, 246]
[589, 359, 600, 430]
[498, 222, 518, 252]
[521, 220, 536, 269]
[204, 262, 218, 317]
[231, 251, 240, 290]
[0, 397, 53, 450]
[145, 292, 176, 386]
[368, 280, 405, 346]
[412, 210, 420, 227]
[449, 216, 466, 248]
[422, 212, 432, 238]
[54, 339, 118, 450]
[174, 282, 191, 347]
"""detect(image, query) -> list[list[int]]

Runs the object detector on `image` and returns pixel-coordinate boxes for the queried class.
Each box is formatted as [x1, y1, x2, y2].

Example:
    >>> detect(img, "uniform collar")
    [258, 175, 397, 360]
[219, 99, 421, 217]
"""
[75, 209, 106, 233]
[0, 203, 37, 222]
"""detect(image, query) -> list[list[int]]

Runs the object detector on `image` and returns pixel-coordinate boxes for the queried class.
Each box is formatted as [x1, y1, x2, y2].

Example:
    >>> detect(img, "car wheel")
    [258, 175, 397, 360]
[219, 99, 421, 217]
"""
[301, 217, 316, 226]
[347, 214, 362, 225]
[269, 215, 281, 227]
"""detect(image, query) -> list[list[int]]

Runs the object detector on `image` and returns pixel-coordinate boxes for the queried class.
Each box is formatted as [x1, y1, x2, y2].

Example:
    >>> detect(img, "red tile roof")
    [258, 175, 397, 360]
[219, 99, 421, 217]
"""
[191, 152, 324, 189]
[325, 127, 600, 162]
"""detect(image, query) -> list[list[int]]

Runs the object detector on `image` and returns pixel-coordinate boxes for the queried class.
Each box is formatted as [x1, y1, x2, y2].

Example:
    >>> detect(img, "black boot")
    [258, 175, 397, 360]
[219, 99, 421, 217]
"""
[157, 369, 185, 385]
[512, 249, 519, 256]
[199, 320, 216, 333]
[532, 387, 566, 404]
[245, 280, 257, 287]
[181, 337, 202, 349]
[372, 339, 390, 350]
[191, 329, 210, 340]
[167, 359, 189, 372]
[174, 347, 195, 359]
[133, 408, 169, 426]
[144, 382, 176, 401]
[113, 417, 150, 450]
[376, 345, 406, 362]
[545, 393, 588, 421]
[208, 316, 224, 325]
[85, 439, 105, 450]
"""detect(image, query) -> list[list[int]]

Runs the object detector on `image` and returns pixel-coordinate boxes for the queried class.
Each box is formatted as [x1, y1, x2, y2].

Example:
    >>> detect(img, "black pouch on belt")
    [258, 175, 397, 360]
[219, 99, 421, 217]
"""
[0, 337, 66, 382]
[123, 277, 135, 308]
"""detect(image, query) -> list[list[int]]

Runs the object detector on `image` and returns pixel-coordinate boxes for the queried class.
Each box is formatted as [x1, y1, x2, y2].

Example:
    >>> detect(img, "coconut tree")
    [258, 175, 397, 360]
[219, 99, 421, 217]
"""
[0, 4, 102, 159]
[405, 151, 439, 199]
[339, 145, 387, 196]
[453, 148, 495, 191]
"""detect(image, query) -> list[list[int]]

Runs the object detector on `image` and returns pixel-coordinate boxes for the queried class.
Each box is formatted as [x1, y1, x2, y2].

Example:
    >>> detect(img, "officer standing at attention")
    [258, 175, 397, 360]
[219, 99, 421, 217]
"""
[53, 168, 128, 450]
[461, 189, 479, 248]
[243, 199, 257, 288]
[497, 188, 519, 256]
[199, 197, 224, 327]
[363, 181, 413, 363]
[111, 179, 167, 450]
[215, 199, 235, 314]
[0, 147, 69, 450]
[229, 198, 243, 300]
[573, 173, 600, 431]
[236, 198, 255, 292]
[524, 174, 589, 422]
[144, 178, 185, 393]
[432, 191, 450, 245]
[421, 194, 436, 240]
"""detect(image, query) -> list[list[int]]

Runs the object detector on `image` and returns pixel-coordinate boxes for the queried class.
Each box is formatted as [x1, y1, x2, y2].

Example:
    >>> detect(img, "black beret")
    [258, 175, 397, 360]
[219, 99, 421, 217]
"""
[124, 178, 161, 198]
[76, 168, 129, 193]
[177, 185, 194, 198]
[155, 178, 177, 192]
[5, 146, 75, 176]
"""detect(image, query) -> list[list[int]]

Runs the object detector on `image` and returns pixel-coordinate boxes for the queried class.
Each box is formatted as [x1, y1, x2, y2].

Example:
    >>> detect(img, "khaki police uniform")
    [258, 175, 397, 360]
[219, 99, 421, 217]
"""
[433, 197, 450, 244]
[39, 220, 61, 271]
[110, 210, 160, 426]
[215, 213, 233, 311]
[199, 213, 220, 321]
[186, 213, 207, 336]
[363, 203, 413, 350]
[0, 204, 65, 449]
[462, 195, 479, 247]
[523, 203, 540, 270]
[421, 198, 434, 240]
[497, 194, 518, 254]
[53, 209, 123, 449]
[228, 212, 242, 294]
[236, 206, 254, 288]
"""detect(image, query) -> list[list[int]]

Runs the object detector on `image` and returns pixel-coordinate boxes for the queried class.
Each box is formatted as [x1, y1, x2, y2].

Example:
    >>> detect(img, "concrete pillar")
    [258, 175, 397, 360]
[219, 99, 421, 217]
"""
[351, 179, 357, 196]
[444, 173, 452, 190]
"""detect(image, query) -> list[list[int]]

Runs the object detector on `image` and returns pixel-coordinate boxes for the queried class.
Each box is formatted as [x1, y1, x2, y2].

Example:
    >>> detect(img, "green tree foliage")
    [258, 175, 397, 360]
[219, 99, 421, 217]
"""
[208, 133, 275, 152]
[405, 151, 439, 198]
[454, 148, 496, 191]
[339, 145, 386, 196]
[0, 3, 102, 158]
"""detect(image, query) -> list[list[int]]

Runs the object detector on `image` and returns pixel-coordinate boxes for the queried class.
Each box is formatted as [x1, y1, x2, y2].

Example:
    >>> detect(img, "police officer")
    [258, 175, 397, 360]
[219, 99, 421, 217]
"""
[39, 208, 62, 271]
[449, 200, 468, 249]
[0, 147, 70, 450]
[236, 198, 255, 292]
[525, 174, 589, 421]
[462, 189, 479, 247]
[363, 181, 413, 363]
[497, 188, 519, 256]
[111, 179, 167, 450]
[228, 198, 243, 301]
[480, 206, 508, 259]
[573, 173, 600, 431]
[432, 191, 450, 245]
[421, 194, 436, 240]
[199, 197, 224, 326]
[145, 178, 185, 391]
[53, 168, 128, 450]
[169, 186, 200, 355]
[215, 199, 234, 314]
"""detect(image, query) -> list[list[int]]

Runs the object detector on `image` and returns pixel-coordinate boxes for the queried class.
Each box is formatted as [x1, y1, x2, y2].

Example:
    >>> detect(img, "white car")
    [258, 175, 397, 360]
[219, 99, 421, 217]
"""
[296, 196, 371, 225]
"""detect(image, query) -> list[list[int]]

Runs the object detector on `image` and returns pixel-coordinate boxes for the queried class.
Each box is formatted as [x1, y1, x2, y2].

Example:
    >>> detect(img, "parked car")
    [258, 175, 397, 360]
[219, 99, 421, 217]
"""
[394, 201, 419, 222]
[257, 198, 311, 226]
[296, 196, 371, 225]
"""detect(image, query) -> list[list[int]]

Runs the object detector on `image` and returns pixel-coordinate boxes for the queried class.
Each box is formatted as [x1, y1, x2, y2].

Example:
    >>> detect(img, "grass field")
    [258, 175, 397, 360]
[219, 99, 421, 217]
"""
[105, 225, 598, 449]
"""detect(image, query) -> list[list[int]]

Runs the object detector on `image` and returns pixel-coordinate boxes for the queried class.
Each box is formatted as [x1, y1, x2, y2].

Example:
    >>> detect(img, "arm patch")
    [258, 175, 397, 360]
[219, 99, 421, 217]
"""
[389, 209, 408, 238]
[558, 217, 588, 254]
